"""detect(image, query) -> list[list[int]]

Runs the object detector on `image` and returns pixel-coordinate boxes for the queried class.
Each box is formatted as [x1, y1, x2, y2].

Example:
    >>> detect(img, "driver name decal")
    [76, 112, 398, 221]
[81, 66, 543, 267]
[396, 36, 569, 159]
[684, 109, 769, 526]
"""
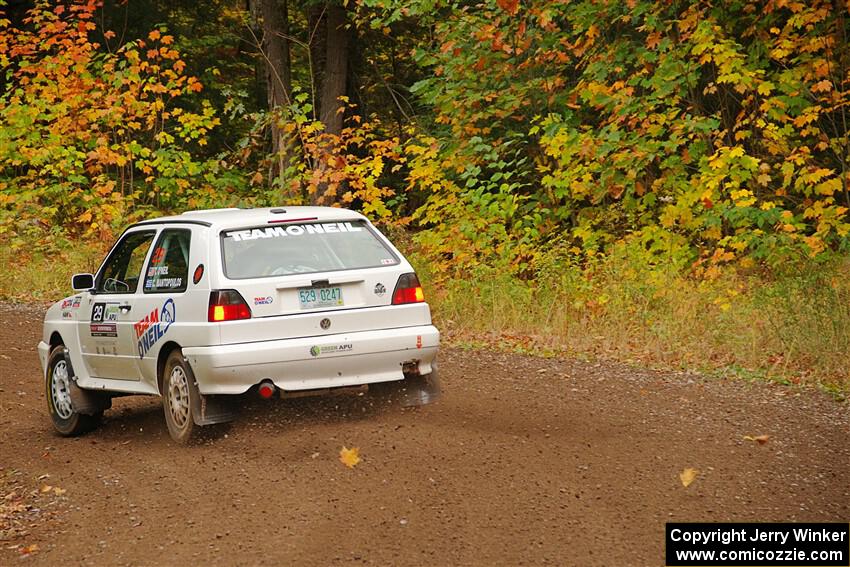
[134, 298, 176, 358]
[225, 222, 363, 242]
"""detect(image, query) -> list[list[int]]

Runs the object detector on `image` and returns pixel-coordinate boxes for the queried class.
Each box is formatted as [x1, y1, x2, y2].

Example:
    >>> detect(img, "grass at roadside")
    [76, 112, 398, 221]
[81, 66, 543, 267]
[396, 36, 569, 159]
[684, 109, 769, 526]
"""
[411, 253, 850, 398]
[0, 242, 107, 303]
[3, 237, 848, 396]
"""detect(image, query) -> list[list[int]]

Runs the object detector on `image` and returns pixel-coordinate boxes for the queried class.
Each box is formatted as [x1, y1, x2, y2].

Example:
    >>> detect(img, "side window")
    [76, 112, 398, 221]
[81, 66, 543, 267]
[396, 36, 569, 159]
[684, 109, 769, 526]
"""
[96, 231, 156, 294]
[143, 229, 191, 294]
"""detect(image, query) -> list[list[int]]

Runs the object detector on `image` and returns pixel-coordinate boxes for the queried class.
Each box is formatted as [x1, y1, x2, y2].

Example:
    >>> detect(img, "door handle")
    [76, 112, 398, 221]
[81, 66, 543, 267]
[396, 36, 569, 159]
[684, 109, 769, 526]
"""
[119, 304, 132, 313]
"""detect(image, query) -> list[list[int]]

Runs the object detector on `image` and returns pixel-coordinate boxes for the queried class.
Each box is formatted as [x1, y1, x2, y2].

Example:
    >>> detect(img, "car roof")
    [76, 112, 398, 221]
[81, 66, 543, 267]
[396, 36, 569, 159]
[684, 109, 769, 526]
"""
[131, 206, 368, 231]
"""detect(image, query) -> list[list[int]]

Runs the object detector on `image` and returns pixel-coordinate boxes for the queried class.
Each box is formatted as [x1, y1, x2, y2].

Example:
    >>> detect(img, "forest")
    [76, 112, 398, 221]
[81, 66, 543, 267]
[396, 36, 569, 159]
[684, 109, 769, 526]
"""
[1, 0, 849, 392]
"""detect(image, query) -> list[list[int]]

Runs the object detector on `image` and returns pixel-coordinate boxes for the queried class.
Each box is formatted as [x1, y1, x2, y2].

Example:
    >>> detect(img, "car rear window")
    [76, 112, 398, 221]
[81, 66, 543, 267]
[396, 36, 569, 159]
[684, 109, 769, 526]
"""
[221, 220, 399, 279]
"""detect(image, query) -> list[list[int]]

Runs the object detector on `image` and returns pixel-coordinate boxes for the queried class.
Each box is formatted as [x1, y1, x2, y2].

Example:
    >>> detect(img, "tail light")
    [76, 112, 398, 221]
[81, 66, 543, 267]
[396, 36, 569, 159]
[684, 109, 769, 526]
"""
[208, 290, 252, 322]
[392, 273, 425, 305]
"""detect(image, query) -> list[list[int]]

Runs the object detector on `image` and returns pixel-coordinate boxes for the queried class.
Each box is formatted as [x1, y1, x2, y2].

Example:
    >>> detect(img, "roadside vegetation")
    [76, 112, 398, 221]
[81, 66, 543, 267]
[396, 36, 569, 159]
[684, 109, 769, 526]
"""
[1, 0, 849, 393]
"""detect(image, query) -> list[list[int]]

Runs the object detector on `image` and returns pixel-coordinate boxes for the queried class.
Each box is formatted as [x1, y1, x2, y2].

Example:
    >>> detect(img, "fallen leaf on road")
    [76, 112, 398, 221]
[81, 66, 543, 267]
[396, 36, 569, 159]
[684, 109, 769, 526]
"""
[53, 487, 66, 496]
[680, 468, 698, 488]
[19, 544, 38, 555]
[339, 446, 360, 468]
[39, 485, 52, 493]
[743, 435, 770, 444]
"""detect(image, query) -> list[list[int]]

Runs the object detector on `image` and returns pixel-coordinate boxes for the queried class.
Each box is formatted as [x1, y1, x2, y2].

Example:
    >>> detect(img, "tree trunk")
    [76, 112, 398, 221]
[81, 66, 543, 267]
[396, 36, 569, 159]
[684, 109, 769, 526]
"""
[319, 3, 349, 137]
[307, 5, 326, 116]
[258, 0, 292, 156]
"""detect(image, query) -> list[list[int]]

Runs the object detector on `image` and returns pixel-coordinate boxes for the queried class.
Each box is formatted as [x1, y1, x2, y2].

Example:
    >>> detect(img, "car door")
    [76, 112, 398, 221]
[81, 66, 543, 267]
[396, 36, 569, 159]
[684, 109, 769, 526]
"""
[130, 228, 191, 374]
[78, 229, 157, 380]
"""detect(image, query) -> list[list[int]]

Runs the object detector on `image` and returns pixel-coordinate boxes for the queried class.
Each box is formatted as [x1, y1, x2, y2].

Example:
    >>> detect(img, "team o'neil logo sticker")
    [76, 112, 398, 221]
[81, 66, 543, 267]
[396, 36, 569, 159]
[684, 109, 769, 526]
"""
[134, 298, 176, 359]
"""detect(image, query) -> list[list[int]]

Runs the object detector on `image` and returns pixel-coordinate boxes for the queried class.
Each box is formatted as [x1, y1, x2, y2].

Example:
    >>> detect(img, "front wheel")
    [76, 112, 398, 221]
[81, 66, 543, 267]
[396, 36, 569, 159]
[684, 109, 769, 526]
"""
[45, 347, 101, 436]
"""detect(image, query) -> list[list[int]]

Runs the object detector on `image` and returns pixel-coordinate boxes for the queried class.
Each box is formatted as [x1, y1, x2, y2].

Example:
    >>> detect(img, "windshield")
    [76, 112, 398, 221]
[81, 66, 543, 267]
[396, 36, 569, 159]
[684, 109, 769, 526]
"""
[221, 220, 399, 279]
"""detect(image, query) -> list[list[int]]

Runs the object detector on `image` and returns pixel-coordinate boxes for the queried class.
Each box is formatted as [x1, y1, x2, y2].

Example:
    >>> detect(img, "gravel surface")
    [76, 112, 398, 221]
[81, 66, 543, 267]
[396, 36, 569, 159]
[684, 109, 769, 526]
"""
[1, 303, 848, 566]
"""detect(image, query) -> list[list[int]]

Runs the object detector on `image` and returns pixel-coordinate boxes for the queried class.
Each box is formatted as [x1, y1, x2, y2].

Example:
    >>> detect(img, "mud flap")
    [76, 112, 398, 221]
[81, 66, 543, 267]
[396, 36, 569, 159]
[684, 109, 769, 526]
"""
[189, 381, 238, 426]
[63, 348, 111, 415]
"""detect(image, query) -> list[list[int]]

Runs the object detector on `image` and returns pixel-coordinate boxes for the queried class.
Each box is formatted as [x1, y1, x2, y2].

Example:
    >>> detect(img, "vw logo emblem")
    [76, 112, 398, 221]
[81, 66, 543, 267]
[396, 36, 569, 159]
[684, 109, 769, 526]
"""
[320, 318, 331, 330]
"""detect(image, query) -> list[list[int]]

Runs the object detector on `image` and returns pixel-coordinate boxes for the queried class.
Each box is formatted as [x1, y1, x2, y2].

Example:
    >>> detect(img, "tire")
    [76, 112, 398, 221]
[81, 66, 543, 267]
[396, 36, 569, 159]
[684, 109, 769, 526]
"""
[45, 346, 102, 436]
[161, 349, 202, 444]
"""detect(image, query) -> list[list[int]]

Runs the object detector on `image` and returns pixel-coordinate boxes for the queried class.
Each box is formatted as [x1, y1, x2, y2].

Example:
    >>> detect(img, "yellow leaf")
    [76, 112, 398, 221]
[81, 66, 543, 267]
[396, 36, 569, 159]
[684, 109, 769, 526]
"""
[53, 487, 66, 496]
[743, 435, 770, 445]
[680, 468, 698, 488]
[40, 485, 53, 493]
[757, 81, 774, 96]
[339, 446, 360, 468]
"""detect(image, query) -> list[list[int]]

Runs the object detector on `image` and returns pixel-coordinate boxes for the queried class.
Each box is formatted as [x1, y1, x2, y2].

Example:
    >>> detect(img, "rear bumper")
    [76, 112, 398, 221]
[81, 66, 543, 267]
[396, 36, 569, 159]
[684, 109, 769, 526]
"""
[183, 325, 439, 395]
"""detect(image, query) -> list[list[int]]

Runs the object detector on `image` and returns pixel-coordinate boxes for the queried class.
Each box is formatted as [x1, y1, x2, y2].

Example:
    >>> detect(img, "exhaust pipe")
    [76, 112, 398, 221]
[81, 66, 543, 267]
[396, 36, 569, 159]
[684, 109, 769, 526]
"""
[257, 380, 276, 399]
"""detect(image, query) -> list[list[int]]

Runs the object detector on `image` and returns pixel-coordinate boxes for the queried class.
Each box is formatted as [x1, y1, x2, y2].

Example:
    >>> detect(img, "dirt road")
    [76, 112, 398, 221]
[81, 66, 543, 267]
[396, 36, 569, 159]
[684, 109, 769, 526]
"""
[1, 303, 848, 566]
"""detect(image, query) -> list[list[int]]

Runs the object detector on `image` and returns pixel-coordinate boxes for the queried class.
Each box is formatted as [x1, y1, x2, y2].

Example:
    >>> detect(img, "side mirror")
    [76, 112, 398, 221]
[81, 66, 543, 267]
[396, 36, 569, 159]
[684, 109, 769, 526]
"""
[71, 273, 94, 292]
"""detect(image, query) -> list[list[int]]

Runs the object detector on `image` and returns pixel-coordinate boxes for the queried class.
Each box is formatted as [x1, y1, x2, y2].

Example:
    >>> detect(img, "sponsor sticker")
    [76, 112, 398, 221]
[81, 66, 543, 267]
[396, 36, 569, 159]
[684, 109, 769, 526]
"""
[309, 343, 353, 357]
[380, 258, 395, 265]
[90, 323, 118, 338]
[104, 303, 120, 322]
[61, 298, 74, 309]
[374, 283, 386, 297]
[134, 298, 175, 359]
[254, 296, 273, 305]
[225, 222, 364, 242]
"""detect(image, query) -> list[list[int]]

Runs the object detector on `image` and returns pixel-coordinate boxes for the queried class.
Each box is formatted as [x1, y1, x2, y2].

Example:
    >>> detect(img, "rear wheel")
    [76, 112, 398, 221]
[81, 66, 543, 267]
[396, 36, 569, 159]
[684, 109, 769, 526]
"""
[162, 350, 200, 444]
[45, 346, 101, 436]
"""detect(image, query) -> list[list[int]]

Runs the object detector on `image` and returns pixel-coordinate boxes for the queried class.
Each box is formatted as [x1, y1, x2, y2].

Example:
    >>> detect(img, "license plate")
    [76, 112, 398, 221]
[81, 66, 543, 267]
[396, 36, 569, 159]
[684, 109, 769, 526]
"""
[298, 286, 344, 309]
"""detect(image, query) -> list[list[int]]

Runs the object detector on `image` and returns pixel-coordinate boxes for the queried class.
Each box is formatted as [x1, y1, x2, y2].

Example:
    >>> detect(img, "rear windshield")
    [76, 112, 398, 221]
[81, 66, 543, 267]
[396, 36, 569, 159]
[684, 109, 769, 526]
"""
[221, 220, 399, 279]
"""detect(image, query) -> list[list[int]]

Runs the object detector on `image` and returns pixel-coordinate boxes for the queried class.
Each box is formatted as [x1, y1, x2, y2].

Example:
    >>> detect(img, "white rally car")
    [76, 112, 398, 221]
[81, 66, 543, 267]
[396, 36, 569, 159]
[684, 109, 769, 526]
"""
[38, 207, 440, 443]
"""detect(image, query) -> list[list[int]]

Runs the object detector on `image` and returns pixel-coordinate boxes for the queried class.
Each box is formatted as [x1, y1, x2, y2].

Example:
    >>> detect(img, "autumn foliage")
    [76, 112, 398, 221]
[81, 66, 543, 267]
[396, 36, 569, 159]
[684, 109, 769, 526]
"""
[387, 0, 850, 275]
[0, 1, 235, 242]
[1, 0, 850, 274]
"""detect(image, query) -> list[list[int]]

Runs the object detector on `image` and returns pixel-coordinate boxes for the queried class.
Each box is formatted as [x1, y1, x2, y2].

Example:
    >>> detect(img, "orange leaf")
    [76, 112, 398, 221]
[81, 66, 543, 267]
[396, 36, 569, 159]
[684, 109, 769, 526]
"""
[496, 0, 519, 15]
